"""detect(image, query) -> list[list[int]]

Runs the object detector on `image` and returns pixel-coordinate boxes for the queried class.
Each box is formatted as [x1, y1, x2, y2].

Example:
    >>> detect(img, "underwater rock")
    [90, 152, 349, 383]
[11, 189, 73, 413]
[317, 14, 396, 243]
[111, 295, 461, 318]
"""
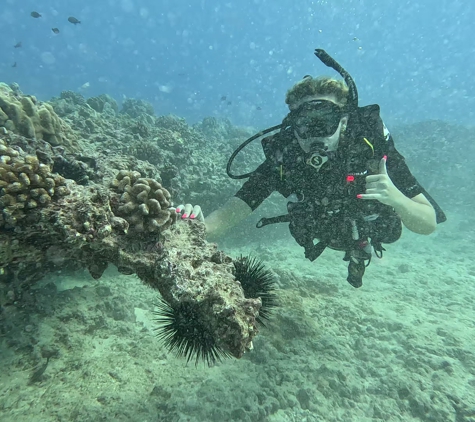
[59, 90, 87, 106]
[121, 98, 154, 118]
[0, 131, 258, 360]
[86, 94, 118, 115]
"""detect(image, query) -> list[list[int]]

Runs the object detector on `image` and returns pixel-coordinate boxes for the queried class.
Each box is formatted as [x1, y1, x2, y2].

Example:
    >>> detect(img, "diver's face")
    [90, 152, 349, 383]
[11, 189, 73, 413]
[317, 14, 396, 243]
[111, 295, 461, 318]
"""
[290, 94, 348, 153]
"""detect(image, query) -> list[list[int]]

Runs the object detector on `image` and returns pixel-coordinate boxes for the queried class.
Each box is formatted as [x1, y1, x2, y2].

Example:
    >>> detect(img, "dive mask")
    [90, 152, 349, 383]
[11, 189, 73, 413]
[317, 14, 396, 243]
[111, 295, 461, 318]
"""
[290, 99, 344, 139]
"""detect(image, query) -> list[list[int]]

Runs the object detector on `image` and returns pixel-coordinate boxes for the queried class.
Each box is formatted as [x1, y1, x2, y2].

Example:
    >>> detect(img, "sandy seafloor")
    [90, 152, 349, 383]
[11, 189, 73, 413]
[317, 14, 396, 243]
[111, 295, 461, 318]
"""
[0, 212, 474, 422]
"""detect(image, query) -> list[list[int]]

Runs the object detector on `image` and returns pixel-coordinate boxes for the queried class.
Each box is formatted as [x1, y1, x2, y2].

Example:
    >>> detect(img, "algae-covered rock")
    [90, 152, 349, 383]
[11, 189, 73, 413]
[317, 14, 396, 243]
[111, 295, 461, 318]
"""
[87, 94, 118, 114]
[59, 90, 87, 106]
[121, 98, 154, 118]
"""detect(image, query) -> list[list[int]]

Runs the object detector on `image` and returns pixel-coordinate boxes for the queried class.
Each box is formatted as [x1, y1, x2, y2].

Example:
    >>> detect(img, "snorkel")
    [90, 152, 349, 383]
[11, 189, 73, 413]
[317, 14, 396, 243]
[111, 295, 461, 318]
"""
[314, 49, 358, 112]
[226, 48, 358, 179]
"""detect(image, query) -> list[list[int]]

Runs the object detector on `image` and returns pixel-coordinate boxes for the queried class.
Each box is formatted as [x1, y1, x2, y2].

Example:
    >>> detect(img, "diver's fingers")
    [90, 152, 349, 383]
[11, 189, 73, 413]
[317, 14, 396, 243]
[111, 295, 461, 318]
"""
[364, 188, 379, 195]
[175, 203, 194, 218]
[365, 175, 383, 183]
[379, 156, 388, 174]
[182, 204, 194, 218]
[364, 182, 380, 191]
[358, 193, 380, 200]
[366, 180, 389, 192]
[190, 205, 204, 221]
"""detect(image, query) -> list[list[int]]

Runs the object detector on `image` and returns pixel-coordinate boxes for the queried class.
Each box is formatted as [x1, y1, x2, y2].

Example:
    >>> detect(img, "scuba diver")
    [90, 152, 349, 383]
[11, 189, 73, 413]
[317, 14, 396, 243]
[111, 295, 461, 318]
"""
[176, 49, 446, 288]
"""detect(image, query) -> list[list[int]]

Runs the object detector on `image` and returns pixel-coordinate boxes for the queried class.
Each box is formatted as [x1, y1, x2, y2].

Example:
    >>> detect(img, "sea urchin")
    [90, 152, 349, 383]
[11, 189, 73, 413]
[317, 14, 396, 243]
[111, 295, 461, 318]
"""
[233, 255, 277, 326]
[153, 298, 230, 366]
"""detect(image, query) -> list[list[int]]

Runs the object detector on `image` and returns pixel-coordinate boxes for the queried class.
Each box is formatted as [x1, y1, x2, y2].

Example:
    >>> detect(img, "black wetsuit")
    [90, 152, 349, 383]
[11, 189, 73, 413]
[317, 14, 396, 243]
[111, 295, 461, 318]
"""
[236, 131, 423, 211]
[235, 127, 424, 254]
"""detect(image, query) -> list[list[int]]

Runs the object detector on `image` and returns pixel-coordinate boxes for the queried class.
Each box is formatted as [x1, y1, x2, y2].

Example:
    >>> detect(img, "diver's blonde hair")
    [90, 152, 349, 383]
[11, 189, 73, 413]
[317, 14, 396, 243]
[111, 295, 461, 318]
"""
[285, 76, 349, 108]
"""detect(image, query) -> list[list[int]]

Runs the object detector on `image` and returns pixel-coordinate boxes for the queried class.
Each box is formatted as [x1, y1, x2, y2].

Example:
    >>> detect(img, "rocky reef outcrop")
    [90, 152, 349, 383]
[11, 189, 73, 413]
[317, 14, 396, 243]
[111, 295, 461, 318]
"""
[0, 84, 261, 360]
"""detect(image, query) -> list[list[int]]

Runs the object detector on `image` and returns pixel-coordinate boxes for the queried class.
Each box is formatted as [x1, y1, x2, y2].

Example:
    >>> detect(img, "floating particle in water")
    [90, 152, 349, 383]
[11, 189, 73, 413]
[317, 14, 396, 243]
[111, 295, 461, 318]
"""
[52, 28, 60, 34]
[31, 11, 42, 18]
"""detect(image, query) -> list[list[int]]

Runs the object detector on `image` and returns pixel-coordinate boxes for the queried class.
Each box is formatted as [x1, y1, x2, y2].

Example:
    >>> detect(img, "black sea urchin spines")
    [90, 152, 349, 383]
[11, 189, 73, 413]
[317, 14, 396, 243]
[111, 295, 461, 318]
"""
[153, 298, 230, 366]
[234, 255, 278, 326]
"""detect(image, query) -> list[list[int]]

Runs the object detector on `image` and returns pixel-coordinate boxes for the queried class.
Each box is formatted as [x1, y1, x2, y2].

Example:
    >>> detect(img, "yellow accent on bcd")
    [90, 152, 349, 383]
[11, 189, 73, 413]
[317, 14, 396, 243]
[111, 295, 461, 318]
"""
[363, 137, 374, 156]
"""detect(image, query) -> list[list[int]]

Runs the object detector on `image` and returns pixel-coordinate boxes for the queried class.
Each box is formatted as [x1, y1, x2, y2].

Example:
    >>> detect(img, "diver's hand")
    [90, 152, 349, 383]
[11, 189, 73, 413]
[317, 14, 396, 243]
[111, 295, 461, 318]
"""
[175, 204, 205, 222]
[359, 156, 404, 207]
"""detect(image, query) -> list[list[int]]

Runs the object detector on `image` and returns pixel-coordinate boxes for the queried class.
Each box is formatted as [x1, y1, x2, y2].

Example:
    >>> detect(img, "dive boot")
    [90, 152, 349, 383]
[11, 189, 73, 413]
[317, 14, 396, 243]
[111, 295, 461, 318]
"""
[346, 257, 366, 288]
[344, 248, 371, 288]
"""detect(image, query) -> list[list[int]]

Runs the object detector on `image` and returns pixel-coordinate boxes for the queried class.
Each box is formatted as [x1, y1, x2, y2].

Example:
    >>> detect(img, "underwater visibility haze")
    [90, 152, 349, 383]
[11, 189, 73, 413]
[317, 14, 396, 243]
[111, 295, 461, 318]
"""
[0, 0, 475, 421]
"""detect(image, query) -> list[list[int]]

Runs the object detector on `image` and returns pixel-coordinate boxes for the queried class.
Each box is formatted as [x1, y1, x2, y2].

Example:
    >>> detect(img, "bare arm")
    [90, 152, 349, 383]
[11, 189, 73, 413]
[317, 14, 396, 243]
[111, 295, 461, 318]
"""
[205, 197, 252, 240]
[362, 157, 437, 235]
[392, 193, 436, 235]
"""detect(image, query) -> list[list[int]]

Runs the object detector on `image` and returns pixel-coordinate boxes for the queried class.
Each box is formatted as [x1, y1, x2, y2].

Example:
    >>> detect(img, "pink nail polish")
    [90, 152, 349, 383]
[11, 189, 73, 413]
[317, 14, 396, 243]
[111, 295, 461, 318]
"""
[383, 155, 387, 161]
[190, 214, 196, 219]
[175, 207, 181, 213]
[356, 194, 363, 199]
[182, 213, 188, 219]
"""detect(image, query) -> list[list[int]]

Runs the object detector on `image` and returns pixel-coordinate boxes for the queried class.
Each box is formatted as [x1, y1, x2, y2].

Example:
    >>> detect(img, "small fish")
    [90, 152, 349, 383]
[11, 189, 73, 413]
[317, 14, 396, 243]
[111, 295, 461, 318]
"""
[353, 37, 359, 41]
[220, 96, 227, 101]
[256, 106, 262, 110]
[12, 62, 17, 68]
[14, 42, 22, 48]
[68, 16, 81, 25]
[31, 11, 42, 18]
[52, 28, 60, 34]
[226, 101, 232, 106]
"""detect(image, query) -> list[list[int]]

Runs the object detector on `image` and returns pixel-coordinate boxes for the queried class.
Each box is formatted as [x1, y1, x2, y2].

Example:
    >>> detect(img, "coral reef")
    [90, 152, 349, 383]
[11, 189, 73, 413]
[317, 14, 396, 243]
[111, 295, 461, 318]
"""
[121, 98, 154, 118]
[0, 82, 266, 359]
[0, 139, 70, 228]
[86, 94, 119, 116]
[59, 90, 87, 107]
[0, 83, 78, 151]
[86, 94, 118, 115]
[48, 91, 247, 211]
[109, 170, 175, 233]
[0, 123, 259, 359]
